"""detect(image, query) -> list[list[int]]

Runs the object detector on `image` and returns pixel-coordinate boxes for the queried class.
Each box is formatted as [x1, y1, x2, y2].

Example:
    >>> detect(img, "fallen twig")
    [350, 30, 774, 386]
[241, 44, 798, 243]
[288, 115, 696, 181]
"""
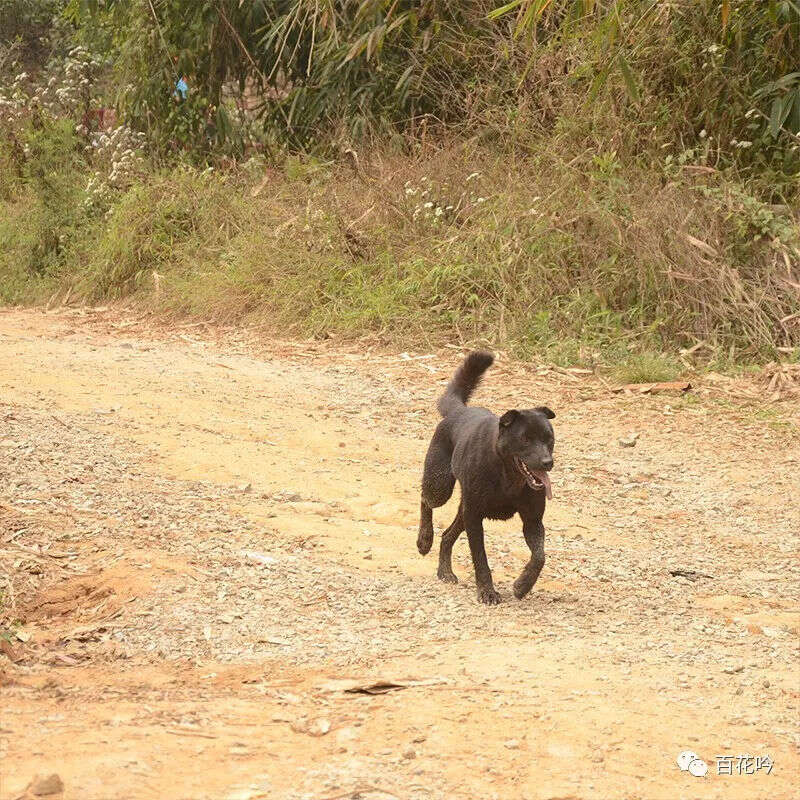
[164, 727, 218, 739]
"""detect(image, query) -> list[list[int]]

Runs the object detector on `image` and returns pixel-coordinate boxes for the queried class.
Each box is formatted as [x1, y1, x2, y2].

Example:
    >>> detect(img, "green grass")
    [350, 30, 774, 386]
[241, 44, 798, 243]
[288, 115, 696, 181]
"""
[750, 406, 796, 433]
[0, 119, 89, 304]
[611, 353, 682, 384]
[1, 134, 798, 376]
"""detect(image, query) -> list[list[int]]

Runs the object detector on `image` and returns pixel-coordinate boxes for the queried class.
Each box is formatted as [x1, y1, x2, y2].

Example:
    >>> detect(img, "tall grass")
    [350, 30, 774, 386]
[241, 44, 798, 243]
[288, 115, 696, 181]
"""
[5, 142, 794, 367]
[0, 118, 86, 302]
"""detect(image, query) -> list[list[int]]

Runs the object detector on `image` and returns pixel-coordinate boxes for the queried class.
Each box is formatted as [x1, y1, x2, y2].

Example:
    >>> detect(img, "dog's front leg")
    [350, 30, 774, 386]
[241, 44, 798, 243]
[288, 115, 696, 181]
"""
[464, 510, 501, 605]
[513, 516, 545, 599]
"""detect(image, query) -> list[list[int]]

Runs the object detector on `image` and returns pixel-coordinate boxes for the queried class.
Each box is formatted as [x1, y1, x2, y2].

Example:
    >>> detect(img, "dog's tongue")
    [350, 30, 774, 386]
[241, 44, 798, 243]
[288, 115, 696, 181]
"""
[532, 470, 552, 500]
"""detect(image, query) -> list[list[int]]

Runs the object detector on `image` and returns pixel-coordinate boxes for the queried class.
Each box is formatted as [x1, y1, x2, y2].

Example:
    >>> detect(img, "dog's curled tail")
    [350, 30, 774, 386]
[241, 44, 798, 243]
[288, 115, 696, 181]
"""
[437, 350, 494, 417]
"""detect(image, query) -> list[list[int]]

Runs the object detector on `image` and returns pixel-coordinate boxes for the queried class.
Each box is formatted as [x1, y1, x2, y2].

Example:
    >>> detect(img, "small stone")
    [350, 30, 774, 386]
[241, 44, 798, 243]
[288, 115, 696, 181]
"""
[239, 483, 252, 493]
[723, 665, 745, 674]
[403, 748, 417, 760]
[30, 773, 64, 796]
[504, 739, 520, 749]
[309, 718, 331, 736]
[618, 433, 640, 448]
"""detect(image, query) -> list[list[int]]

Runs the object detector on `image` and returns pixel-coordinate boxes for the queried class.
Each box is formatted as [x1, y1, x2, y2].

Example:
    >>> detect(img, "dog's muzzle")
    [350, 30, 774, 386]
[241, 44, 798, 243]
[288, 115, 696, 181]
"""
[515, 457, 553, 499]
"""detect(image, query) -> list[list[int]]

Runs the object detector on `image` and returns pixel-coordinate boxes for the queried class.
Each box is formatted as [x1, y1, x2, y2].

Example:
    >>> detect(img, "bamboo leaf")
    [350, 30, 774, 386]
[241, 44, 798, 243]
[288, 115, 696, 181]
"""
[790, 90, 800, 134]
[779, 93, 795, 127]
[343, 32, 369, 63]
[753, 72, 800, 99]
[769, 96, 782, 137]
[366, 24, 385, 61]
[617, 53, 639, 102]
[386, 11, 411, 35]
[588, 62, 613, 102]
[394, 64, 414, 92]
[514, 0, 555, 38]
[487, 0, 525, 21]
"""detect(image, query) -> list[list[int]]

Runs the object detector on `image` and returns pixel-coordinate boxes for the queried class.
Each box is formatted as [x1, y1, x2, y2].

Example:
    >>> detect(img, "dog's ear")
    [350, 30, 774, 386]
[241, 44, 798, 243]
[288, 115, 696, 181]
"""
[499, 409, 520, 428]
[534, 406, 556, 420]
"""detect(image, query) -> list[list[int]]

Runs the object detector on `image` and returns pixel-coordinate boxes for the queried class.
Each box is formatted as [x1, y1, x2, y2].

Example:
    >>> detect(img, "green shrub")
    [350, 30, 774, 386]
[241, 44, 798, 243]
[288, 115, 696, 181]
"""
[0, 118, 87, 302]
[78, 168, 245, 298]
[71, 1, 799, 196]
[67, 149, 794, 365]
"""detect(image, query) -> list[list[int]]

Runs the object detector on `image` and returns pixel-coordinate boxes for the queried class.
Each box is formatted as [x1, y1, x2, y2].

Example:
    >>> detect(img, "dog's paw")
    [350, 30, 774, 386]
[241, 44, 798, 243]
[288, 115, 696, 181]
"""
[437, 567, 458, 584]
[513, 575, 534, 599]
[416, 531, 433, 555]
[476, 586, 502, 605]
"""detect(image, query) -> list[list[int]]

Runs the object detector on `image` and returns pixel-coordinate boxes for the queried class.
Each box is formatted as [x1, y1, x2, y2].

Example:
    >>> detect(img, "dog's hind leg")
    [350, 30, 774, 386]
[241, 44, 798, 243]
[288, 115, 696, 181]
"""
[437, 506, 464, 583]
[417, 424, 456, 556]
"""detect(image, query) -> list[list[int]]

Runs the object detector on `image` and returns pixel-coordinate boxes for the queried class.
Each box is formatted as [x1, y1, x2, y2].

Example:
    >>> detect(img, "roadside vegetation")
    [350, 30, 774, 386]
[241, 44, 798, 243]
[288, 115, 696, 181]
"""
[1, 0, 798, 376]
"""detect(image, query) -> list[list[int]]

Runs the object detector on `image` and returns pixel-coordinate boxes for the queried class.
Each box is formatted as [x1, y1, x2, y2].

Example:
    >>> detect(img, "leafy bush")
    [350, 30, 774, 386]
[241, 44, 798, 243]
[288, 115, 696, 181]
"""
[0, 118, 86, 301]
[0, 0, 63, 57]
[71, 0, 800, 196]
[0, 44, 147, 299]
[78, 168, 242, 298]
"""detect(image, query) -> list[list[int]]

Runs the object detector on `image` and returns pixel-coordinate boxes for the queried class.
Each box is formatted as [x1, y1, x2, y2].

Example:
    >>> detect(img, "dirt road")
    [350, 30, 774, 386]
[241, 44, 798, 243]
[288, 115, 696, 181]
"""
[1, 308, 798, 800]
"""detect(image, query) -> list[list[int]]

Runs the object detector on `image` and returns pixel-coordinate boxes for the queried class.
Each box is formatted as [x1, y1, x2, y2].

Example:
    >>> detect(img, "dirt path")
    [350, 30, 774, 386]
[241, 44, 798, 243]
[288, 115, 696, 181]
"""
[1, 307, 798, 800]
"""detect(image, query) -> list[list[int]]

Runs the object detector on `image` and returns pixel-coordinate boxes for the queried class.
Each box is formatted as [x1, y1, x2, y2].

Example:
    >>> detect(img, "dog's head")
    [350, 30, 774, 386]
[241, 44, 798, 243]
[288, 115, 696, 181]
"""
[496, 407, 555, 498]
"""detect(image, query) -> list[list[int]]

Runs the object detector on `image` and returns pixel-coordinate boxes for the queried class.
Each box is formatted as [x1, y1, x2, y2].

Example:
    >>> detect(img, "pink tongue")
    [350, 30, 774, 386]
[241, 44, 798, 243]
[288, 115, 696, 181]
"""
[532, 470, 552, 500]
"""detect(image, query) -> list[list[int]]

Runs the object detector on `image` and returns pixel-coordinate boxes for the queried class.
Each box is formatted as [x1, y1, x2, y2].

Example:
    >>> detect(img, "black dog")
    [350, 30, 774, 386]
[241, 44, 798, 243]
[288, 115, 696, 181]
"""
[417, 351, 555, 605]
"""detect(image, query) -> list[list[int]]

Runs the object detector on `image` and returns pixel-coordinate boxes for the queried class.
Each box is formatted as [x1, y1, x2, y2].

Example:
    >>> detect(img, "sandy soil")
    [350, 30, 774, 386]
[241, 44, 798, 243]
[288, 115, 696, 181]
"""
[1, 307, 798, 800]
